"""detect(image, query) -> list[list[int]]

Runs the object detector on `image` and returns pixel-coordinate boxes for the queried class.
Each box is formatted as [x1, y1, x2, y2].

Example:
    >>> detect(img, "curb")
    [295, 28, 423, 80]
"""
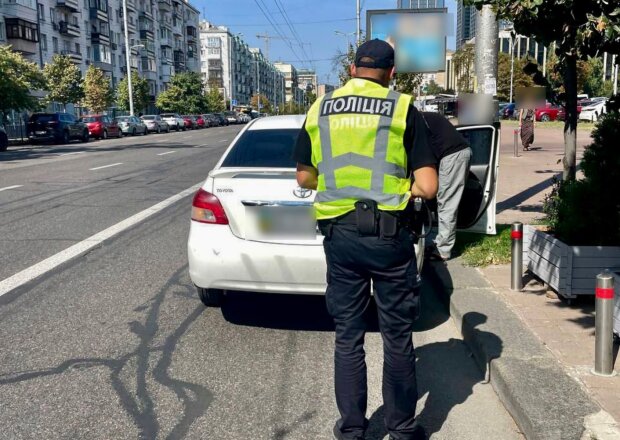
[425, 259, 620, 440]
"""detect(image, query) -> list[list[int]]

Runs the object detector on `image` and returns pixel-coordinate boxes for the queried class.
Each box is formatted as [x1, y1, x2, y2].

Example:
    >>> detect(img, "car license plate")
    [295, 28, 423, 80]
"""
[35, 130, 46, 135]
[246, 204, 316, 240]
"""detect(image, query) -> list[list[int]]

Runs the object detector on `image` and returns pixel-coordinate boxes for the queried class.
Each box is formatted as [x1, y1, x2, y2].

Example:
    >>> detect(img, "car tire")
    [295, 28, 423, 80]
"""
[541, 114, 550, 122]
[197, 287, 224, 307]
[102, 129, 108, 140]
[118, 129, 123, 138]
[81, 129, 89, 143]
[157, 126, 161, 134]
[132, 128, 136, 136]
[62, 130, 70, 144]
[167, 127, 170, 133]
[0, 133, 8, 152]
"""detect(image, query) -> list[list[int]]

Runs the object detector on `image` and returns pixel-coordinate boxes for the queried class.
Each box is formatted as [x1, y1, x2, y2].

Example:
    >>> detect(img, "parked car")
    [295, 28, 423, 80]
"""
[0, 125, 7, 152]
[182, 115, 197, 129]
[116, 115, 148, 136]
[160, 113, 185, 131]
[194, 115, 207, 129]
[224, 111, 240, 124]
[201, 114, 214, 127]
[187, 115, 501, 307]
[80, 115, 122, 139]
[214, 113, 229, 126]
[27, 112, 89, 144]
[535, 103, 562, 122]
[141, 115, 170, 133]
[579, 99, 607, 122]
[557, 104, 583, 121]
[499, 103, 516, 119]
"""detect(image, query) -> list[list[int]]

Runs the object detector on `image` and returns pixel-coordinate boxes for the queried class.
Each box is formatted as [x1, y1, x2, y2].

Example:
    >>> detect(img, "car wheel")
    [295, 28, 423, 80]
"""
[132, 128, 136, 136]
[541, 114, 550, 122]
[81, 129, 89, 143]
[62, 130, 70, 144]
[118, 129, 123, 138]
[102, 129, 108, 140]
[157, 126, 161, 134]
[0, 133, 8, 152]
[197, 288, 224, 307]
[167, 127, 170, 133]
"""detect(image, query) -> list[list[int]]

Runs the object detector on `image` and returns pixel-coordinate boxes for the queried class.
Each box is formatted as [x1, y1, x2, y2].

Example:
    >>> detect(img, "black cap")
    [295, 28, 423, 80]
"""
[355, 39, 395, 69]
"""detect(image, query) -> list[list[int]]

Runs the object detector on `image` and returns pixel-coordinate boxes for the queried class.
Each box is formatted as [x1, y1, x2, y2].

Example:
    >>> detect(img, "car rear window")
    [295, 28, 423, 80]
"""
[81, 116, 99, 122]
[221, 128, 300, 168]
[29, 114, 57, 123]
[142, 115, 155, 120]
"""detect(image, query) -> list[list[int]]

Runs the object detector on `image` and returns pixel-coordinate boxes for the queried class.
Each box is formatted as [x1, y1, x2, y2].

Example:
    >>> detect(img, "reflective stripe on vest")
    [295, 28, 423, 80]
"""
[306, 79, 412, 219]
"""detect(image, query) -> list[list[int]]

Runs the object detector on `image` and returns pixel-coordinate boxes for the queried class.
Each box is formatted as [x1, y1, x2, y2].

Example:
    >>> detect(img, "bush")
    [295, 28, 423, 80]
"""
[542, 112, 620, 246]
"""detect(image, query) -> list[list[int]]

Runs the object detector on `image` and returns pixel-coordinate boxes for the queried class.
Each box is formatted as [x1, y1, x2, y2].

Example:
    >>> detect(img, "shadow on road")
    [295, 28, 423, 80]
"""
[0, 265, 210, 439]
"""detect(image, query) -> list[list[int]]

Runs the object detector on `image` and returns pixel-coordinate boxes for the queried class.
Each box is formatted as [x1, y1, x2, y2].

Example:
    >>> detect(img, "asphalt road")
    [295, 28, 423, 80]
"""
[0, 126, 522, 439]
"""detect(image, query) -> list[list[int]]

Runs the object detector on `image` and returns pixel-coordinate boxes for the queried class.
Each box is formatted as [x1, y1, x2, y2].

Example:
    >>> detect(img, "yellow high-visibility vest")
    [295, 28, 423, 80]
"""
[305, 78, 413, 220]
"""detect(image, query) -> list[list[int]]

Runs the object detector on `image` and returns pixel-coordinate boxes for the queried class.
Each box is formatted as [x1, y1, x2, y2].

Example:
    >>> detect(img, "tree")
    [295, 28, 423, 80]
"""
[0, 45, 46, 118]
[156, 71, 207, 114]
[425, 80, 445, 95]
[205, 87, 226, 113]
[467, 0, 620, 180]
[83, 65, 113, 114]
[43, 54, 83, 111]
[395, 72, 423, 96]
[117, 71, 150, 114]
[306, 91, 317, 106]
[335, 42, 357, 86]
[496, 52, 534, 102]
[250, 93, 272, 113]
[452, 43, 475, 93]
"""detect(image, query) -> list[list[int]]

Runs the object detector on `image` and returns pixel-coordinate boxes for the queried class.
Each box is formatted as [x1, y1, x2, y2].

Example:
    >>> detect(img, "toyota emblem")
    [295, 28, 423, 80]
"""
[293, 186, 313, 199]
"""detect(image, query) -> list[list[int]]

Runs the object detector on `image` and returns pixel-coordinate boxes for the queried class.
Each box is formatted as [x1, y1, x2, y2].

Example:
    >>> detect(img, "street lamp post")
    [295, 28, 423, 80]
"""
[509, 32, 515, 103]
[122, 0, 143, 115]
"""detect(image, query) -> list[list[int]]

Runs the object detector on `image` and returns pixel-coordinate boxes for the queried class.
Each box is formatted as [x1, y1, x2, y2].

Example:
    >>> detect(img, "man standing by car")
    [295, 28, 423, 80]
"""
[420, 112, 471, 261]
[295, 39, 437, 440]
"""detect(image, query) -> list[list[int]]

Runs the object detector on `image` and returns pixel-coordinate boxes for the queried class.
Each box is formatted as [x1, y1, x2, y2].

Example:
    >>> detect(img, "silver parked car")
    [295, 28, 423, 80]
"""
[160, 113, 185, 131]
[141, 115, 170, 133]
[116, 115, 148, 136]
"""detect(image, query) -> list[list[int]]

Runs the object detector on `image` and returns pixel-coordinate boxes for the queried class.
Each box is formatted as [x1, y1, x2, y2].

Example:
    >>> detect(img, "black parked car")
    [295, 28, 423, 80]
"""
[214, 113, 229, 126]
[0, 126, 7, 152]
[27, 113, 89, 144]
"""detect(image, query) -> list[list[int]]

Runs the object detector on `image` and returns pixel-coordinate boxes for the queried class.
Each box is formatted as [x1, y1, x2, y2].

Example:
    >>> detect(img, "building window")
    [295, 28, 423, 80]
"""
[207, 37, 220, 47]
[50, 8, 56, 24]
[52, 36, 58, 53]
[75, 43, 80, 54]
[37, 3, 45, 21]
[41, 33, 47, 51]
[0, 25, 5, 40]
[208, 47, 220, 55]
[5, 19, 39, 42]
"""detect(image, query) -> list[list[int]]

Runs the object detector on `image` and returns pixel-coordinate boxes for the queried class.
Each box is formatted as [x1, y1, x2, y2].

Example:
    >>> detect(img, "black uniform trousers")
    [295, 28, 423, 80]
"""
[320, 220, 421, 440]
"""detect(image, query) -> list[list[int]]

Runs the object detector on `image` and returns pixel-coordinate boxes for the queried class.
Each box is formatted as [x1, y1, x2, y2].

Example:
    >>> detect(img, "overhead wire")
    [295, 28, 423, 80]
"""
[252, 0, 305, 66]
[272, 0, 312, 68]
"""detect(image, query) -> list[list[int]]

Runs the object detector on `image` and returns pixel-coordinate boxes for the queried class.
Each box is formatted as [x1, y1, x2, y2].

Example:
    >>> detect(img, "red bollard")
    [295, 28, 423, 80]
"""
[511, 223, 523, 291]
[593, 272, 616, 376]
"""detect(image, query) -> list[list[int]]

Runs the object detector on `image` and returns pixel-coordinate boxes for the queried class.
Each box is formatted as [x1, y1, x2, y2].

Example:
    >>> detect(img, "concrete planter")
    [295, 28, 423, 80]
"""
[526, 225, 620, 298]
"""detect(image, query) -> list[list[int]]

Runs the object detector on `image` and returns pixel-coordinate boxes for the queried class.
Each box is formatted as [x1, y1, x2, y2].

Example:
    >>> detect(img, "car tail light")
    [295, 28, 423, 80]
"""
[191, 189, 229, 225]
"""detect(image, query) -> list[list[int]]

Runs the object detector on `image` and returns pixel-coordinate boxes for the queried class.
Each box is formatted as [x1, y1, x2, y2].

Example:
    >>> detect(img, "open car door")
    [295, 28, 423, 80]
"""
[454, 122, 501, 234]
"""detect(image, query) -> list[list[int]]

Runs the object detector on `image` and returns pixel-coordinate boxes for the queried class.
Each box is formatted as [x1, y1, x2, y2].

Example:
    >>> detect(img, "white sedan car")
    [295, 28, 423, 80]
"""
[579, 98, 607, 122]
[187, 115, 501, 307]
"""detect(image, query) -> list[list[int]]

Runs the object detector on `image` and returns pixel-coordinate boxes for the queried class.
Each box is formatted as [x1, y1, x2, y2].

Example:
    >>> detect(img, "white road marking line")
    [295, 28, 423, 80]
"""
[219, 139, 229, 143]
[0, 182, 202, 298]
[59, 151, 86, 156]
[0, 185, 23, 192]
[157, 151, 176, 156]
[89, 162, 123, 171]
[193, 144, 209, 148]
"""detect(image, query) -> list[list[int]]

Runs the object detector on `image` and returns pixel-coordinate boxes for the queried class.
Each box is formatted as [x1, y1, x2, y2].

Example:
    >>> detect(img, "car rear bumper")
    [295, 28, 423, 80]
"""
[187, 222, 327, 294]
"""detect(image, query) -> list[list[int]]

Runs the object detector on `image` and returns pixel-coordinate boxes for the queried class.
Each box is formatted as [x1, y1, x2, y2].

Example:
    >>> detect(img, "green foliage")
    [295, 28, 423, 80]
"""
[156, 71, 206, 114]
[453, 224, 512, 267]
[83, 65, 113, 114]
[306, 91, 317, 106]
[425, 80, 445, 95]
[543, 112, 620, 245]
[205, 87, 225, 113]
[395, 72, 423, 95]
[250, 93, 272, 113]
[497, 52, 535, 102]
[116, 71, 150, 113]
[279, 101, 305, 115]
[0, 45, 46, 115]
[43, 54, 83, 110]
[452, 43, 475, 93]
[335, 42, 356, 86]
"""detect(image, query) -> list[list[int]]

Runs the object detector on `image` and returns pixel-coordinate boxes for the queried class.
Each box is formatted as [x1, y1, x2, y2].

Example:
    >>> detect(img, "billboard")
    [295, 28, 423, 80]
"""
[366, 8, 450, 74]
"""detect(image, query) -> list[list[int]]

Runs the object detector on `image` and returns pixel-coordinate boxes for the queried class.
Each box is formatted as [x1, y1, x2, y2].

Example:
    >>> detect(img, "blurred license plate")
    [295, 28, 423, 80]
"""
[36, 131, 46, 135]
[247, 204, 316, 239]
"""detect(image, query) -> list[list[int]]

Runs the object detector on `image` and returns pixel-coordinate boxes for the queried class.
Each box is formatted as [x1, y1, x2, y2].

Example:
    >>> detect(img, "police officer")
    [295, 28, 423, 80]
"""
[294, 39, 438, 440]
[420, 111, 471, 261]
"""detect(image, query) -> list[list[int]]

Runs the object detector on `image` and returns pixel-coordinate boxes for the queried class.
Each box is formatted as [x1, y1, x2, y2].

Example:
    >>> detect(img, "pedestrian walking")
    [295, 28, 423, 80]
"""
[294, 39, 437, 440]
[518, 105, 535, 151]
[421, 112, 472, 261]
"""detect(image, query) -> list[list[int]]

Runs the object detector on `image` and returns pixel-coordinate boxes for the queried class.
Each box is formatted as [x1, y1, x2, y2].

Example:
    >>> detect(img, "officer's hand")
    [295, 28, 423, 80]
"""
[411, 166, 438, 200]
[296, 163, 318, 190]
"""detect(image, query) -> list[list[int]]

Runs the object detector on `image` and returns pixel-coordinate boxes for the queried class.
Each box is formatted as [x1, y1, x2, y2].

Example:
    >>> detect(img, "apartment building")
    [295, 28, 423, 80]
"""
[199, 21, 285, 108]
[0, 0, 200, 111]
[274, 62, 305, 106]
[297, 68, 317, 95]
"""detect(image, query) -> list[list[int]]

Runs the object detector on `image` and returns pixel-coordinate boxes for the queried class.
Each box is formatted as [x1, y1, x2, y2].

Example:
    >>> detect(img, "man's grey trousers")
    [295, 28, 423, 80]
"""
[434, 147, 472, 259]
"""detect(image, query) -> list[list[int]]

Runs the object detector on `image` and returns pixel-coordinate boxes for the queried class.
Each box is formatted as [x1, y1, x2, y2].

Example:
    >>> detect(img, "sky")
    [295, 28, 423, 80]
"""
[193, 0, 457, 84]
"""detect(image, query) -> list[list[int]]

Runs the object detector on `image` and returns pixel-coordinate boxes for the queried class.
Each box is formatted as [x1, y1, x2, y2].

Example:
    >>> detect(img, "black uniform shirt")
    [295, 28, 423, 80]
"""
[293, 78, 436, 173]
[420, 111, 469, 161]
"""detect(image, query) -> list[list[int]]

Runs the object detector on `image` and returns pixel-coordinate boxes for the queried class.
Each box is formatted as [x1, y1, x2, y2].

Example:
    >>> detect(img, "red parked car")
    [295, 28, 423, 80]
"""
[534, 103, 562, 122]
[80, 115, 122, 139]
[194, 115, 206, 128]
[557, 104, 583, 121]
[181, 115, 196, 129]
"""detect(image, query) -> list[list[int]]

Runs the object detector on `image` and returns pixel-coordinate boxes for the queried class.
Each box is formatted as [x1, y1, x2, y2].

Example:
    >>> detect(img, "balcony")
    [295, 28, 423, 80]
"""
[60, 49, 82, 64]
[59, 21, 80, 38]
[139, 21, 154, 39]
[89, 7, 108, 21]
[160, 36, 172, 47]
[160, 64, 173, 82]
[91, 31, 110, 45]
[186, 25, 197, 42]
[5, 18, 38, 54]
[172, 22, 183, 36]
[140, 9, 154, 21]
[142, 70, 157, 81]
[93, 60, 112, 71]
[56, 0, 79, 11]
[158, 0, 172, 12]
[141, 40, 156, 55]
[126, 0, 136, 11]
[121, 20, 137, 34]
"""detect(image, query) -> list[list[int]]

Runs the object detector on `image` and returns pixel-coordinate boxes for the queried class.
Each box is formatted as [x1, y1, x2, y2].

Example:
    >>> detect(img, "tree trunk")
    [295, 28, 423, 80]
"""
[563, 55, 578, 181]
